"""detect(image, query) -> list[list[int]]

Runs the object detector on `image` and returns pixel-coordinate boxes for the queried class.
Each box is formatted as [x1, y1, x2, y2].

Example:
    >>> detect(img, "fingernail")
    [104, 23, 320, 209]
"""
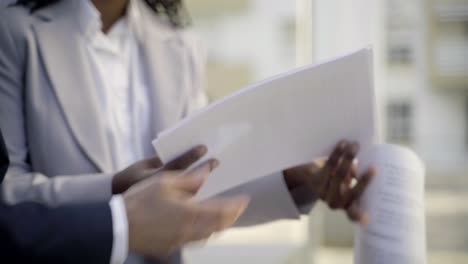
[210, 159, 220, 171]
[196, 145, 208, 156]
[360, 213, 369, 226]
[350, 143, 360, 155]
[232, 197, 250, 219]
[339, 140, 347, 149]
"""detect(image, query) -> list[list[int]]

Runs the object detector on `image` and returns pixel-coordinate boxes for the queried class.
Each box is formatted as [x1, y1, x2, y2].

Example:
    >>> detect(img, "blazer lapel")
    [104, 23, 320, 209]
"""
[32, 2, 113, 172]
[142, 38, 189, 135]
[132, 0, 191, 136]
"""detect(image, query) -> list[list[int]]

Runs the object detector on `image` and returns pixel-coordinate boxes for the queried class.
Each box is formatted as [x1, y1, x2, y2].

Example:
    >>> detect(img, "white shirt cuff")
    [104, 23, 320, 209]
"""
[109, 195, 129, 264]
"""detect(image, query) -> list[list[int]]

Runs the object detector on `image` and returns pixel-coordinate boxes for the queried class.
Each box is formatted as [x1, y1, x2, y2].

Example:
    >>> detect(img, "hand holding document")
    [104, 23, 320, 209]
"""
[355, 144, 427, 264]
[152, 48, 427, 262]
[153, 48, 377, 200]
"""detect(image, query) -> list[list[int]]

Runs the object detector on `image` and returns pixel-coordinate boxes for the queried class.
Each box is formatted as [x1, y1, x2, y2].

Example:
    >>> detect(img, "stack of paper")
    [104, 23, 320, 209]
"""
[355, 144, 427, 264]
[153, 48, 377, 200]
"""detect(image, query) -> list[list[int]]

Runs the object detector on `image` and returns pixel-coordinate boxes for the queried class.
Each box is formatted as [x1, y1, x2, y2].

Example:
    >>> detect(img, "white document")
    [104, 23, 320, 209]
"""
[153, 48, 377, 200]
[355, 144, 427, 264]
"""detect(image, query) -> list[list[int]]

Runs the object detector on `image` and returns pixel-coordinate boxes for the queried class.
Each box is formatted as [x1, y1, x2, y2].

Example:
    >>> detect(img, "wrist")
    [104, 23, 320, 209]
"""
[112, 175, 118, 194]
[112, 172, 130, 194]
[282, 168, 300, 191]
[123, 195, 138, 253]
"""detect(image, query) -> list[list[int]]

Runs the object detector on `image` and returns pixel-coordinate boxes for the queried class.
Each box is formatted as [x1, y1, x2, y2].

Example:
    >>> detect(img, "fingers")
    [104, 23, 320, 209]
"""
[172, 160, 219, 196]
[323, 140, 347, 175]
[345, 202, 368, 225]
[316, 140, 376, 225]
[318, 140, 347, 199]
[341, 165, 356, 193]
[185, 159, 219, 181]
[346, 202, 369, 226]
[184, 196, 250, 242]
[142, 146, 209, 179]
[164, 145, 208, 170]
[160, 159, 219, 201]
[143, 156, 164, 169]
[346, 202, 360, 221]
[343, 166, 375, 209]
[326, 142, 359, 208]
[343, 166, 374, 225]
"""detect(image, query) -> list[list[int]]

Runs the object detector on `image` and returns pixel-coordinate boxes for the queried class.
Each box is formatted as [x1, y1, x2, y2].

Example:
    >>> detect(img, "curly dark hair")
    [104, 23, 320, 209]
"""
[15, 0, 190, 28]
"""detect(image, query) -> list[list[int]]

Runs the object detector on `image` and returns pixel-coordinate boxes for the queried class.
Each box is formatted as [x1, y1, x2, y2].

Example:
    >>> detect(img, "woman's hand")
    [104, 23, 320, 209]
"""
[283, 140, 375, 224]
[112, 145, 208, 194]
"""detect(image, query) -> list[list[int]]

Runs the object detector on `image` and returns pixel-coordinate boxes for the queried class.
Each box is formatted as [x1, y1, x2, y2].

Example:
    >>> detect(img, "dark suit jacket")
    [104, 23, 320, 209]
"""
[0, 130, 113, 263]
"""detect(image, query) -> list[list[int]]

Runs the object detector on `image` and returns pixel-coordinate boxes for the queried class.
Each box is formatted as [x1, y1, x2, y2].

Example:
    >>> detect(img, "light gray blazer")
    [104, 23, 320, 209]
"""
[0, 0, 302, 226]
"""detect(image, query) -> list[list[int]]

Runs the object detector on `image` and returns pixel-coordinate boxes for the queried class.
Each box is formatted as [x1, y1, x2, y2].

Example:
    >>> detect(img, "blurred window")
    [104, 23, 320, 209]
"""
[182, 2, 310, 263]
[387, 101, 412, 144]
[466, 96, 468, 149]
[388, 44, 413, 64]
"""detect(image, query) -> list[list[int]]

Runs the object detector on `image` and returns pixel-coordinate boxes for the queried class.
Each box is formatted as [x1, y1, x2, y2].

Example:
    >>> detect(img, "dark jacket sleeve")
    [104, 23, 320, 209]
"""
[0, 201, 113, 264]
[0, 131, 114, 263]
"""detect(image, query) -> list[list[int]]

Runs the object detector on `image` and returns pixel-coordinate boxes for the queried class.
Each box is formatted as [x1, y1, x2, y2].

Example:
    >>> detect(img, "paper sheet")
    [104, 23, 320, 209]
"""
[153, 48, 377, 200]
[355, 144, 427, 264]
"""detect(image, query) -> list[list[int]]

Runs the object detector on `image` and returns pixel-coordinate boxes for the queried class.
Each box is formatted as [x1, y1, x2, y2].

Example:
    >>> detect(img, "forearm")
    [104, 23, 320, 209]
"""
[1, 168, 114, 206]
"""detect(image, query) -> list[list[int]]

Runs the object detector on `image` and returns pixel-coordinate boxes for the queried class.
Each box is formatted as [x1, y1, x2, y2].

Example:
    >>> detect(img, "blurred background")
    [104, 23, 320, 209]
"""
[0, 0, 466, 263]
[182, 0, 468, 263]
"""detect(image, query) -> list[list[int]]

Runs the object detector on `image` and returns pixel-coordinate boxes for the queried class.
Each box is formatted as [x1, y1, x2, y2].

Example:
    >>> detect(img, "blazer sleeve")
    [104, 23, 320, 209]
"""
[0, 9, 114, 206]
[182, 34, 315, 227]
[0, 129, 8, 184]
[0, 114, 113, 263]
[0, 201, 113, 263]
